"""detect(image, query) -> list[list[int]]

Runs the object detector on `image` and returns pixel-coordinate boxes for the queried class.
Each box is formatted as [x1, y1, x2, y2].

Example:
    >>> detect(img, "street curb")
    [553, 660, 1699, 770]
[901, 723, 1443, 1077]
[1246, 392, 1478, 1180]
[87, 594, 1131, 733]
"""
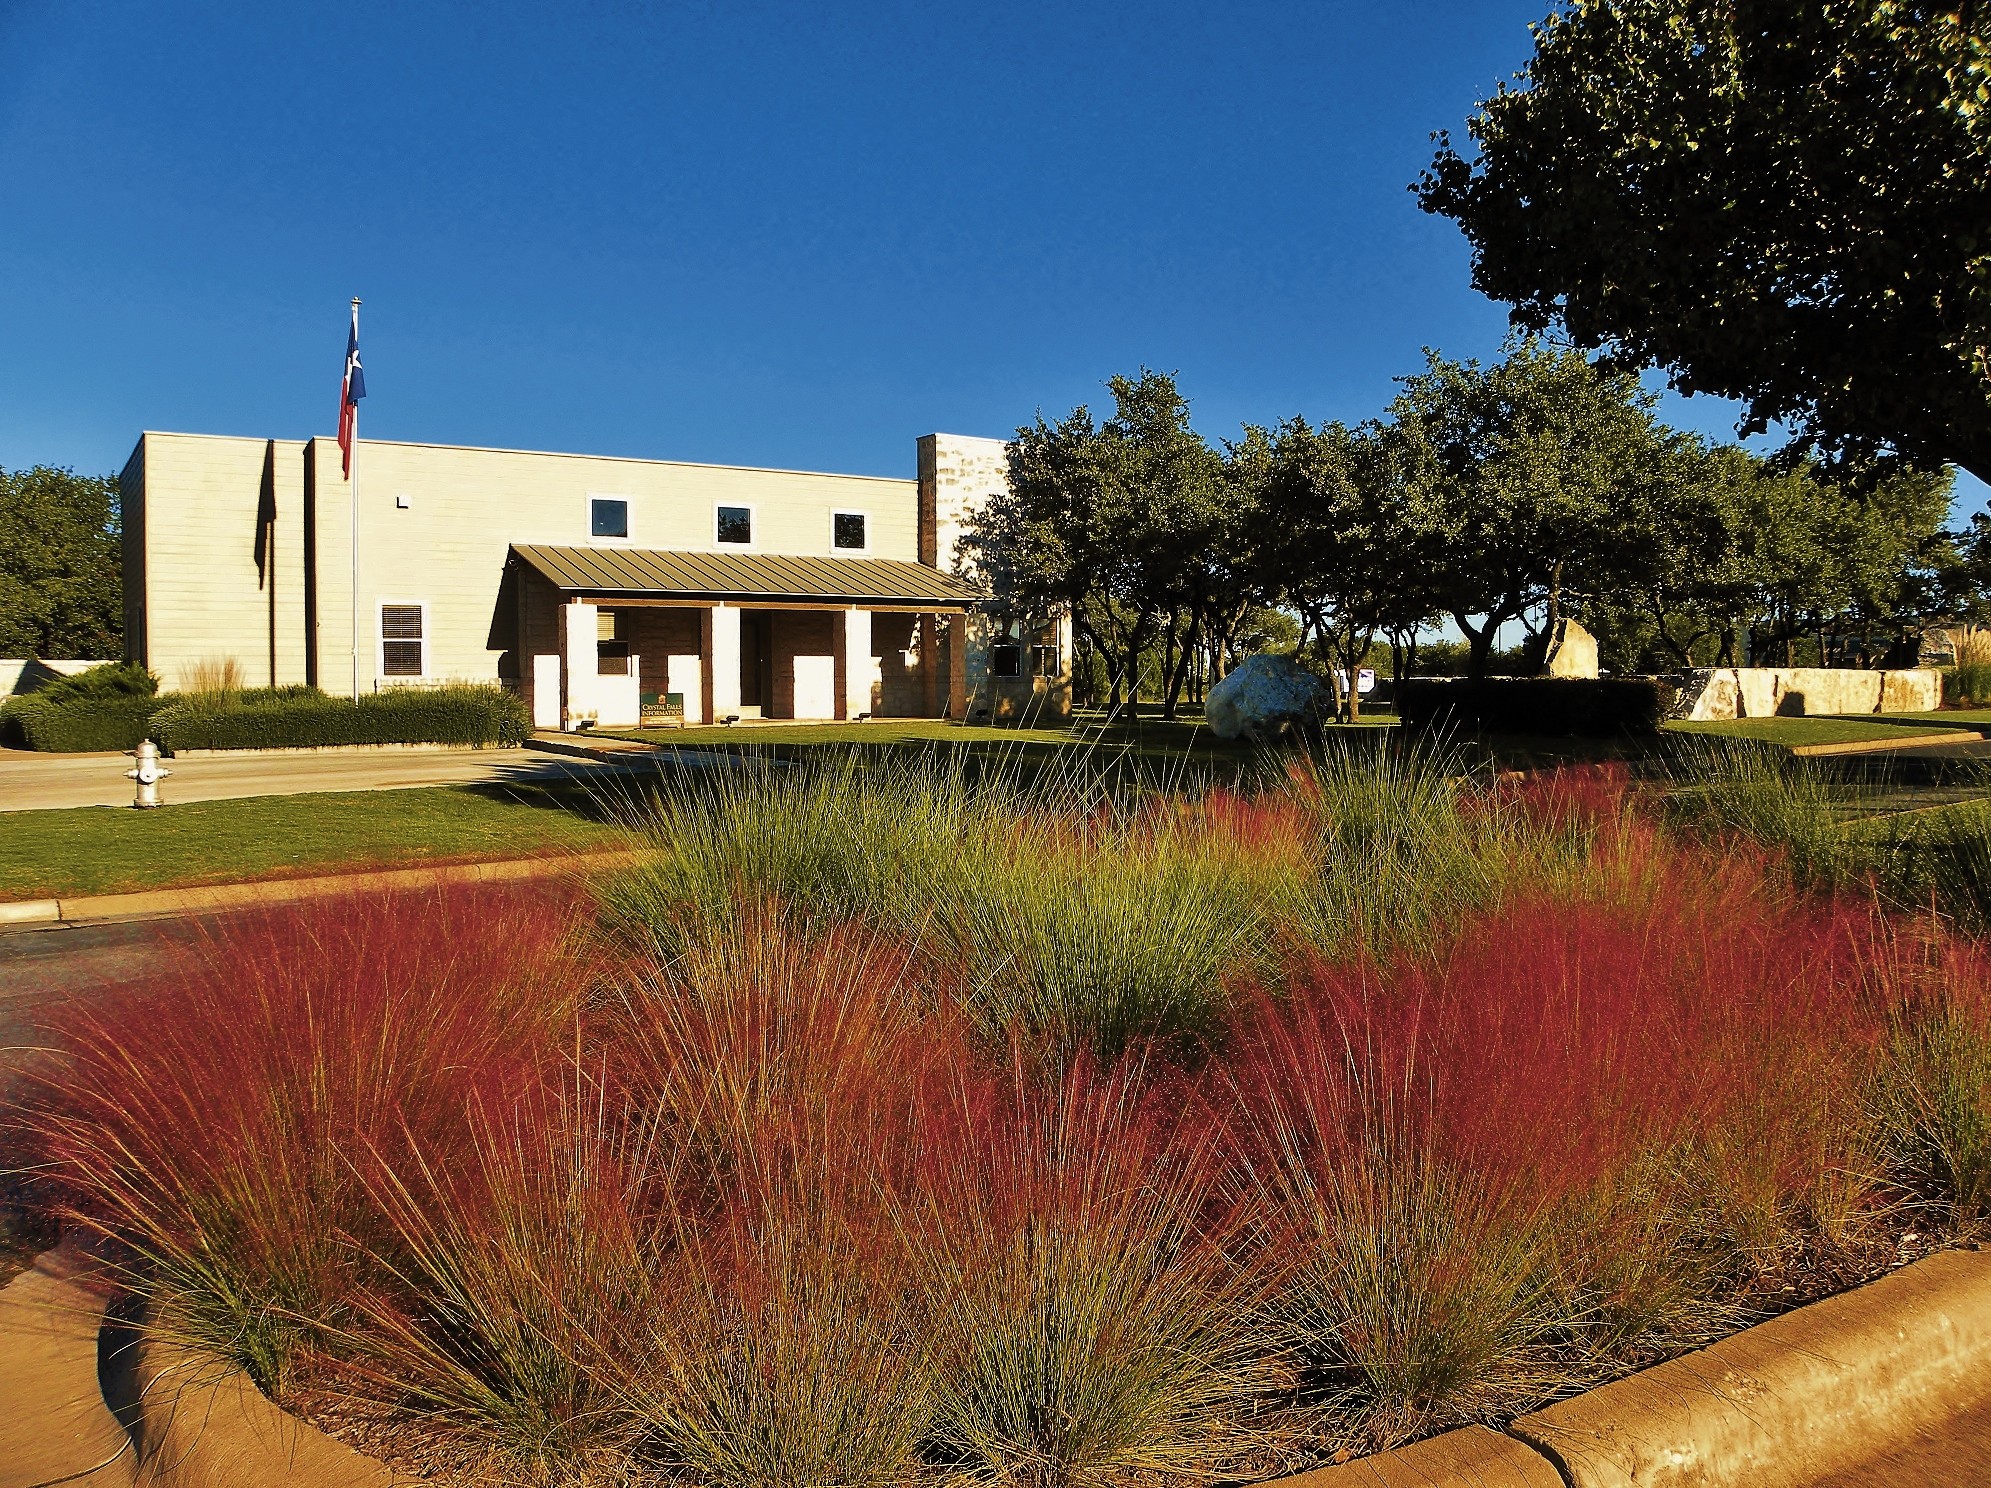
[0, 1244, 131, 1488]
[1509, 1245, 1991, 1488]
[0, 848, 644, 928]
[1263, 1424, 1558, 1486]
[1790, 730, 1985, 757]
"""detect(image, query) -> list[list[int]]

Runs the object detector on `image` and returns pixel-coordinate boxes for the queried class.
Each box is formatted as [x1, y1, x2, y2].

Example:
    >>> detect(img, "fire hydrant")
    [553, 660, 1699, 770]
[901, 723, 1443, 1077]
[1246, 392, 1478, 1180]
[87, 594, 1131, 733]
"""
[126, 739, 170, 809]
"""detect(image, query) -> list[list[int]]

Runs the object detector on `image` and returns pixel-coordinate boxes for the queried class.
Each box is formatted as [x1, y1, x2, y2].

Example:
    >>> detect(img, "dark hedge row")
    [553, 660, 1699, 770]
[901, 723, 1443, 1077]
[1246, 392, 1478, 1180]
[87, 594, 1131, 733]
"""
[1397, 677, 1675, 737]
[153, 684, 531, 751]
[1, 692, 166, 752]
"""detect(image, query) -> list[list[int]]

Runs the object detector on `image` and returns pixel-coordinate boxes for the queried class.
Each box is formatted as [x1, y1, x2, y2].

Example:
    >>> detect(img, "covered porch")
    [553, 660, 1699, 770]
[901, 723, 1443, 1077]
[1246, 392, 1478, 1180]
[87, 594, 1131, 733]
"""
[510, 544, 980, 731]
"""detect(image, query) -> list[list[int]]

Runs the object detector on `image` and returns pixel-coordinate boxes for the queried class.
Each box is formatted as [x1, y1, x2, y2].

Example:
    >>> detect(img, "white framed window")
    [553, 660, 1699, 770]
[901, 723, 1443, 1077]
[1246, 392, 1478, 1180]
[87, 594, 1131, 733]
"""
[715, 503, 755, 547]
[589, 495, 630, 540]
[831, 509, 870, 553]
[379, 602, 427, 680]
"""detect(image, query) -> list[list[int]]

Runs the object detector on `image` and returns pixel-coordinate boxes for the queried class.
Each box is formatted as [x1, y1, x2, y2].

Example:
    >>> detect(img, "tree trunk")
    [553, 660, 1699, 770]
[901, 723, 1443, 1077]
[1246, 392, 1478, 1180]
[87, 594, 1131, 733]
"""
[1454, 613, 1495, 679]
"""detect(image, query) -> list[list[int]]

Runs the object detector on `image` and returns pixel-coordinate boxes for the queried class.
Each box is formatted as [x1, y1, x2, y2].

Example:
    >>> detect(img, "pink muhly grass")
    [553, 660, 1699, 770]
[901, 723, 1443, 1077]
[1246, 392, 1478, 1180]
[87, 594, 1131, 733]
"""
[19, 882, 586, 1394]
[329, 1067, 668, 1477]
[906, 1054, 1280, 1487]
[1224, 834, 1901, 1444]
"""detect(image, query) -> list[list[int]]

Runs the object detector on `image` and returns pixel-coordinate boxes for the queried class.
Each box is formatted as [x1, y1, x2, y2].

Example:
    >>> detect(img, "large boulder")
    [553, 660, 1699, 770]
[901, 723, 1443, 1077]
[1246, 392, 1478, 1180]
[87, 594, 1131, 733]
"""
[1205, 654, 1326, 741]
[1542, 617, 1600, 679]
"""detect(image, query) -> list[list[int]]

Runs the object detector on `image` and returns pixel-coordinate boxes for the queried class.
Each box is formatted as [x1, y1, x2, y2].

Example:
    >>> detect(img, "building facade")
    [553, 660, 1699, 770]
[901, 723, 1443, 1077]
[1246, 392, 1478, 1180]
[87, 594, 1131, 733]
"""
[118, 430, 1070, 728]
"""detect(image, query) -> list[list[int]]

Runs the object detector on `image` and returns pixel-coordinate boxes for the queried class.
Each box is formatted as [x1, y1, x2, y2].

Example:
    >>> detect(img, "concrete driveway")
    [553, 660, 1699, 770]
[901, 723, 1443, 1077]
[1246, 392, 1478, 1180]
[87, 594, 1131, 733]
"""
[0, 743, 703, 813]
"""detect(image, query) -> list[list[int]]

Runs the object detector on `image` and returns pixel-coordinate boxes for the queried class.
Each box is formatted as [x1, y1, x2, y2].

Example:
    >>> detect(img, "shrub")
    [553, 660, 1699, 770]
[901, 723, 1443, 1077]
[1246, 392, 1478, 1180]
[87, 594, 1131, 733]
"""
[1397, 677, 1675, 736]
[0, 660, 163, 750]
[1946, 660, 1991, 707]
[151, 682, 530, 751]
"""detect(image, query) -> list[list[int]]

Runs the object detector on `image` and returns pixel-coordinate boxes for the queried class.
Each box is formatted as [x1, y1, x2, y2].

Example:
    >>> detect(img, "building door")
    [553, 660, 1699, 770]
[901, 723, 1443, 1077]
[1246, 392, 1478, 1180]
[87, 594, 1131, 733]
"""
[792, 654, 835, 719]
[740, 611, 767, 713]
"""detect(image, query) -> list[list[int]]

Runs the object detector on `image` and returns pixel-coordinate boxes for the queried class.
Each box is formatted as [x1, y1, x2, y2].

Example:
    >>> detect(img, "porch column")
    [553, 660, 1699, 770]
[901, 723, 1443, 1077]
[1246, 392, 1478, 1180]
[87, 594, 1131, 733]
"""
[835, 606, 873, 720]
[704, 603, 741, 722]
[947, 611, 969, 720]
[559, 599, 599, 730]
[920, 613, 940, 717]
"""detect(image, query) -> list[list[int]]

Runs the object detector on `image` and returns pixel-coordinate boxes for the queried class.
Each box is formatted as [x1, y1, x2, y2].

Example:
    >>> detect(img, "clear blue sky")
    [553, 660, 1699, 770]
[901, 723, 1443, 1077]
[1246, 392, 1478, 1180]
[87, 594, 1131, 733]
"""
[2, 0, 1983, 517]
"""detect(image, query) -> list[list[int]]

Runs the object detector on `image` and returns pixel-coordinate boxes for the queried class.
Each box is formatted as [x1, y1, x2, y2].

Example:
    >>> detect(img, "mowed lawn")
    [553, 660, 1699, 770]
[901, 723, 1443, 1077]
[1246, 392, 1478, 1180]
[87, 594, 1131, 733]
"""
[1664, 714, 1987, 748]
[602, 712, 1395, 768]
[0, 785, 622, 901]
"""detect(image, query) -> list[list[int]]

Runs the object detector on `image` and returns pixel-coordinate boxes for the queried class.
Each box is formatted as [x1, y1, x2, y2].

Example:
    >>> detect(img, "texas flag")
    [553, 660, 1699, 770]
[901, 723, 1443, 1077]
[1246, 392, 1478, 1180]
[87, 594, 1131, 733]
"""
[338, 302, 366, 477]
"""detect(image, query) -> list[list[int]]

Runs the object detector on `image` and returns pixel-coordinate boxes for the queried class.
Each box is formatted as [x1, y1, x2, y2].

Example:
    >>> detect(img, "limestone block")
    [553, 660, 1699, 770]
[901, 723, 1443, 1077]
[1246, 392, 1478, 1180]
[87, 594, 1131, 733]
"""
[1676, 667, 1945, 720]
[1543, 618, 1600, 679]
[1206, 654, 1325, 741]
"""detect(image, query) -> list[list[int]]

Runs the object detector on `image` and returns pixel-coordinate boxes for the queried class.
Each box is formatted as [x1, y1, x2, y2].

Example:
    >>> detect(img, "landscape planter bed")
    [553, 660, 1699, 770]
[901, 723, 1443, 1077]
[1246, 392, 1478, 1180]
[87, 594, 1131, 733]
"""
[6, 1241, 1990, 1488]
[9, 750, 1991, 1487]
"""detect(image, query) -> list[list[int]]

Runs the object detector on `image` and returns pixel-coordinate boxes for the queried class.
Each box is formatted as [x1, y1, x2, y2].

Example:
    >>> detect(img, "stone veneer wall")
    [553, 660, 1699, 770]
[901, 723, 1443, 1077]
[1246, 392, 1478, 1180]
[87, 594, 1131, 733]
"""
[917, 432, 1073, 720]
[1677, 667, 1942, 720]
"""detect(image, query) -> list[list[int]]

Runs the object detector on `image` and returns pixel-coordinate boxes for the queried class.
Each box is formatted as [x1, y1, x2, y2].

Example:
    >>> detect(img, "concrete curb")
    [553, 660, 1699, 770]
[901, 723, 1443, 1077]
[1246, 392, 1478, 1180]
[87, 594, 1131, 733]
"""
[1790, 730, 1985, 757]
[1264, 1424, 1559, 1486]
[1510, 1245, 1991, 1488]
[118, 1329, 400, 1487]
[167, 741, 500, 758]
[0, 1245, 131, 1488]
[0, 848, 644, 928]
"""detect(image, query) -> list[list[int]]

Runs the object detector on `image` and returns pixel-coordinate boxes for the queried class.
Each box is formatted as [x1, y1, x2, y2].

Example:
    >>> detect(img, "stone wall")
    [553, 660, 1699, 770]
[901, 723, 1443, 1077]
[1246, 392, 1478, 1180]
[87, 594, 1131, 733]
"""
[1677, 667, 1942, 720]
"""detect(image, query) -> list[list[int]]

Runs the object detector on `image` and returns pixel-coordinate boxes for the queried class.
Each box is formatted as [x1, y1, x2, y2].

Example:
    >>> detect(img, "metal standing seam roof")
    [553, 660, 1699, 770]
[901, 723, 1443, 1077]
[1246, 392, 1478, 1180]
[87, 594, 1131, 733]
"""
[511, 543, 983, 607]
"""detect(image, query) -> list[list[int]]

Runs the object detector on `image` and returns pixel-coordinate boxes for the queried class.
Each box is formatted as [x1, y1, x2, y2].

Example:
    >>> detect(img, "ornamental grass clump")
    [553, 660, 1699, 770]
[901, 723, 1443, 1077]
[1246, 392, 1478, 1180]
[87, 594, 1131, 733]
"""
[599, 751, 1015, 955]
[19, 883, 586, 1396]
[909, 1059, 1280, 1487]
[1874, 945, 1991, 1227]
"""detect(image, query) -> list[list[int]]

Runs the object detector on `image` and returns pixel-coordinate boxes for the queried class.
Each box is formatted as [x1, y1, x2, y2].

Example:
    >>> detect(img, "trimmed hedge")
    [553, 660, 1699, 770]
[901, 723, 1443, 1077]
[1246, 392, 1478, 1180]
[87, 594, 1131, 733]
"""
[152, 683, 531, 752]
[1, 692, 167, 752]
[0, 662, 164, 752]
[1397, 677, 1676, 737]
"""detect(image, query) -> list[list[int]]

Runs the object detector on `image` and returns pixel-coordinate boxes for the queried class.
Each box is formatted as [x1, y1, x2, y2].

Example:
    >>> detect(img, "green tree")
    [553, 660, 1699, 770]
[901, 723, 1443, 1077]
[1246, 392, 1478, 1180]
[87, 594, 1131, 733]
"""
[1418, 1, 1991, 482]
[1595, 443, 1954, 664]
[1387, 341, 1671, 676]
[966, 371, 1244, 718]
[0, 465, 123, 660]
[1257, 420, 1442, 719]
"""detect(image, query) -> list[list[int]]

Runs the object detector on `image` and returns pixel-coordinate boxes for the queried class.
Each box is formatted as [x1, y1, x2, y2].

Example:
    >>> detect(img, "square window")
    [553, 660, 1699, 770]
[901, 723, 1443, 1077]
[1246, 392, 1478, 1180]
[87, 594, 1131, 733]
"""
[716, 505, 753, 545]
[591, 498, 629, 538]
[1031, 644, 1060, 677]
[990, 644, 1023, 679]
[833, 511, 868, 550]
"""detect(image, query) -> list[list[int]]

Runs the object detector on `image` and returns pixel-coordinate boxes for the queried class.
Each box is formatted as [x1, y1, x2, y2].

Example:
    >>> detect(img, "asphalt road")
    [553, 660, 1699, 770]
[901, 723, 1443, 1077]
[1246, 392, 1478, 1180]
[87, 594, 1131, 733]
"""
[0, 741, 710, 812]
[4, 916, 1991, 1483]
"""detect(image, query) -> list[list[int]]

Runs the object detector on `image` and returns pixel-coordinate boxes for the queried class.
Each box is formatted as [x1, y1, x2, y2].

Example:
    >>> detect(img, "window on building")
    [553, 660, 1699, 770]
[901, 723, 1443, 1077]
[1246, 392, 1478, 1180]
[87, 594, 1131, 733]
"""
[1031, 643, 1060, 677]
[990, 644, 1023, 679]
[380, 604, 424, 677]
[716, 505, 753, 545]
[597, 640, 631, 677]
[833, 511, 868, 551]
[591, 498, 629, 538]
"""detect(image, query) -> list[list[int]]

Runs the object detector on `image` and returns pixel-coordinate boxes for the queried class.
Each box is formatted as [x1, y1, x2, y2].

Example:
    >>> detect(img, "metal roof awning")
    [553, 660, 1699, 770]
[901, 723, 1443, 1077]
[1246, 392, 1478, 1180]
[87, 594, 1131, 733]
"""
[511, 543, 982, 608]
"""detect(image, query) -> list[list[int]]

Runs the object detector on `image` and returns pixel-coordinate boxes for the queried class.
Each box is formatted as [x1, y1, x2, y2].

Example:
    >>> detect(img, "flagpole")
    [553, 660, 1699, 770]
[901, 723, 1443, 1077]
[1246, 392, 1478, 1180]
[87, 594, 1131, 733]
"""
[349, 296, 362, 702]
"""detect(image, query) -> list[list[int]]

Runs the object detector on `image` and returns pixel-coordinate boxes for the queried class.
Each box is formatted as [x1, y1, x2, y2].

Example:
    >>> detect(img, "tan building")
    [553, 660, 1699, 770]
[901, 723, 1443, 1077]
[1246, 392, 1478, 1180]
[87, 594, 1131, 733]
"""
[118, 430, 1071, 728]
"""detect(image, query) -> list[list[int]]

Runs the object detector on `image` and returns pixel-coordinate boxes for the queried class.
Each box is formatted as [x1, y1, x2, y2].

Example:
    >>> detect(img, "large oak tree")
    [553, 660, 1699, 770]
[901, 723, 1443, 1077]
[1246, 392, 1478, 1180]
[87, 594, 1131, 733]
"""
[1417, 2, 1991, 482]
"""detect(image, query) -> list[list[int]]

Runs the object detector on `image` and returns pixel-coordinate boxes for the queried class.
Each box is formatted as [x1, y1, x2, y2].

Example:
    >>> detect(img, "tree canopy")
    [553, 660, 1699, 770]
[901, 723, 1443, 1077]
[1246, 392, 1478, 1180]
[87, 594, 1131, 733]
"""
[0, 465, 123, 660]
[966, 352, 1975, 706]
[1417, 1, 1991, 483]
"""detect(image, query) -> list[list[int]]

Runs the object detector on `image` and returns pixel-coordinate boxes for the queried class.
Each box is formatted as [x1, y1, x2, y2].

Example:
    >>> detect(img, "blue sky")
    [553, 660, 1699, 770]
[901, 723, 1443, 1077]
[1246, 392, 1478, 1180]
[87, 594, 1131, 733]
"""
[2, 0, 1983, 517]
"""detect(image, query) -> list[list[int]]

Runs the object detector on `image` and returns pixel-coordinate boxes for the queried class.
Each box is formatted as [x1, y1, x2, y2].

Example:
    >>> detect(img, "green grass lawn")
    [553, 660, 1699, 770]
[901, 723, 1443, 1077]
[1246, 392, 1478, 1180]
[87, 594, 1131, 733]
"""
[0, 784, 623, 901]
[1881, 708, 1991, 728]
[1663, 715, 1982, 748]
[600, 712, 1396, 772]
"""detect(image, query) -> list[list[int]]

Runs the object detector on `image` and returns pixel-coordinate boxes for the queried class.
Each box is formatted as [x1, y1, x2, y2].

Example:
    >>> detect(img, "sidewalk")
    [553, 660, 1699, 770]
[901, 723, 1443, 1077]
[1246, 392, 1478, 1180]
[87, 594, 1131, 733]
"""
[0, 738, 712, 814]
[0, 847, 643, 929]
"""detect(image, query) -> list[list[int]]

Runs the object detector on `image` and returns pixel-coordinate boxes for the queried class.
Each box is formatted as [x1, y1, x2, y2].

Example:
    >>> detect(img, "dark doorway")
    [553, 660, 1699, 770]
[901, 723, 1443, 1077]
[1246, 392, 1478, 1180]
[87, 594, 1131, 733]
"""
[740, 611, 769, 709]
